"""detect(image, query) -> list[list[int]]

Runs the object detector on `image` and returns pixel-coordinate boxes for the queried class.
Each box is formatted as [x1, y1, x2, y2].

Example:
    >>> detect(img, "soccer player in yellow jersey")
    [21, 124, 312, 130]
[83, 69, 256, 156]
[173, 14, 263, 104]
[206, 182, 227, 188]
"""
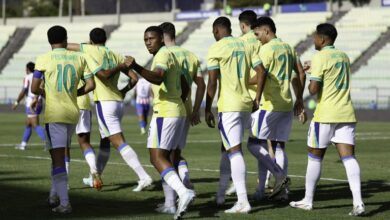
[215, 11, 290, 205]
[127, 26, 195, 220]
[290, 23, 365, 216]
[31, 26, 98, 214]
[75, 79, 103, 190]
[67, 28, 152, 192]
[205, 16, 288, 213]
[157, 22, 206, 214]
[251, 16, 306, 199]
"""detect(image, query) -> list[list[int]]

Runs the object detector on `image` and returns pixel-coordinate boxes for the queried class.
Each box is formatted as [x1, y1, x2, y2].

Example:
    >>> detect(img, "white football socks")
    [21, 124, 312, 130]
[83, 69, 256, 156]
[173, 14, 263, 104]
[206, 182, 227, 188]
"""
[228, 151, 248, 203]
[218, 151, 231, 197]
[118, 143, 150, 180]
[161, 167, 187, 198]
[83, 148, 97, 174]
[162, 180, 176, 207]
[342, 156, 364, 206]
[275, 144, 288, 175]
[304, 153, 322, 204]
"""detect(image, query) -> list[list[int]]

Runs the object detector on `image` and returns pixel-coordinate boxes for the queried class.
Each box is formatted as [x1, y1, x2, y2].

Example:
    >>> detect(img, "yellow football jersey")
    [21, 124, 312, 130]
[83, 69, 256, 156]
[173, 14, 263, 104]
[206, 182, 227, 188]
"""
[80, 44, 124, 102]
[207, 36, 261, 112]
[259, 38, 297, 112]
[35, 48, 100, 124]
[310, 46, 356, 123]
[76, 80, 91, 110]
[240, 30, 262, 100]
[151, 46, 186, 117]
[166, 46, 202, 118]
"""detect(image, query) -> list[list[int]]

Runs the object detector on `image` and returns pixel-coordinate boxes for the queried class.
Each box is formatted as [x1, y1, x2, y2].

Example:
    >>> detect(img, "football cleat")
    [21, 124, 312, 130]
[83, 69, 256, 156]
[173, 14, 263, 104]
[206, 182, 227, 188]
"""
[133, 177, 153, 192]
[224, 201, 251, 214]
[289, 199, 313, 211]
[349, 204, 365, 216]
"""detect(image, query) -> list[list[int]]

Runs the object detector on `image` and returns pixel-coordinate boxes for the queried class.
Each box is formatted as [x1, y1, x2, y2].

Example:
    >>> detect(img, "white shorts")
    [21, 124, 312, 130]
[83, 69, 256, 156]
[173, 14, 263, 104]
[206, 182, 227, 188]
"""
[45, 123, 75, 149]
[147, 116, 186, 150]
[178, 120, 190, 150]
[307, 121, 356, 148]
[76, 110, 92, 134]
[218, 112, 251, 150]
[250, 109, 293, 142]
[95, 101, 123, 138]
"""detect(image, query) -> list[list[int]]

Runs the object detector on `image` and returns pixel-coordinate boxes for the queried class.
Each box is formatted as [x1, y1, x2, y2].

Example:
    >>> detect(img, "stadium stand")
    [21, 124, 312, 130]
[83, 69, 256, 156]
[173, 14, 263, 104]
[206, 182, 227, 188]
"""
[0, 25, 16, 52]
[0, 23, 103, 102]
[300, 7, 390, 107]
[351, 43, 390, 109]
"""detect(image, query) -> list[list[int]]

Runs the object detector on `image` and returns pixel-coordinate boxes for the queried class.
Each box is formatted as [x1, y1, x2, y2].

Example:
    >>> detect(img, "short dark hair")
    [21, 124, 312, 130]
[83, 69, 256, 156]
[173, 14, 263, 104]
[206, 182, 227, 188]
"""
[239, 10, 257, 26]
[159, 22, 176, 40]
[47, 25, 67, 44]
[144, 26, 163, 38]
[213, 16, 232, 33]
[251, 16, 276, 34]
[26, 62, 35, 72]
[89, 28, 107, 44]
[316, 23, 338, 43]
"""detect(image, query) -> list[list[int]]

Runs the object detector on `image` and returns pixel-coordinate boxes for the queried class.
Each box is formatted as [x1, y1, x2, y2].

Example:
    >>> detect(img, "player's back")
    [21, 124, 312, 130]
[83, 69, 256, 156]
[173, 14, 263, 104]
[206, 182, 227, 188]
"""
[311, 46, 356, 123]
[167, 46, 200, 115]
[35, 48, 91, 124]
[240, 31, 261, 100]
[80, 44, 124, 102]
[207, 36, 256, 112]
[260, 38, 296, 112]
[151, 46, 186, 117]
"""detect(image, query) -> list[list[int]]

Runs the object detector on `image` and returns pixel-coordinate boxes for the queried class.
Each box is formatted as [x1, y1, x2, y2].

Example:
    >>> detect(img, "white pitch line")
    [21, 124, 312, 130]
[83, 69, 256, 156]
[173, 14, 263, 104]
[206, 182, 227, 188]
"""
[2, 153, 389, 186]
[1, 134, 390, 148]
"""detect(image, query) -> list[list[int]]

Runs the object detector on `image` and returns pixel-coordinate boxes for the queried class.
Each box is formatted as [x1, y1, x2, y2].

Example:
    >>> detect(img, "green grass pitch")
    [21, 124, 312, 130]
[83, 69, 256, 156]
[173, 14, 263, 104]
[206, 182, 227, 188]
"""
[0, 112, 389, 219]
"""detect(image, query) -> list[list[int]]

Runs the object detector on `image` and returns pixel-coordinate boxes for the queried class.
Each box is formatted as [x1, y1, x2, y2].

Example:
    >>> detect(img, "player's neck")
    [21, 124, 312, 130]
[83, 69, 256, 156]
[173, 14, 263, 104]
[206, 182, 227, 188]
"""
[51, 44, 66, 50]
[164, 40, 176, 47]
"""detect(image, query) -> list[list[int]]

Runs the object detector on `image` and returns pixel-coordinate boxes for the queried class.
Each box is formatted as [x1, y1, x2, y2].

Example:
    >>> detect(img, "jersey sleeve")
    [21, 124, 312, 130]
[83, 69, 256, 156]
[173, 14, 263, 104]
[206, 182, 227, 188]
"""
[112, 51, 125, 64]
[34, 55, 46, 72]
[206, 44, 220, 71]
[259, 45, 272, 71]
[310, 53, 324, 82]
[153, 49, 169, 71]
[244, 42, 262, 69]
[83, 54, 102, 79]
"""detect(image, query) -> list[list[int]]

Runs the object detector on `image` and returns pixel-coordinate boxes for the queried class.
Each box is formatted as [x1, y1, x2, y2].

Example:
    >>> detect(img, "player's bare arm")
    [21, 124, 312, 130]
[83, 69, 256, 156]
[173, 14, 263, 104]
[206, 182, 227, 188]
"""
[66, 43, 81, 52]
[253, 64, 267, 111]
[31, 72, 44, 96]
[205, 69, 219, 128]
[77, 77, 95, 96]
[128, 56, 165, 85]
[12, 87, 27, 110]
[309, 80, 321, 96]
[292, 59, 306, 116]
[180, 75, 190, 102]
[191, 75, 206, 126]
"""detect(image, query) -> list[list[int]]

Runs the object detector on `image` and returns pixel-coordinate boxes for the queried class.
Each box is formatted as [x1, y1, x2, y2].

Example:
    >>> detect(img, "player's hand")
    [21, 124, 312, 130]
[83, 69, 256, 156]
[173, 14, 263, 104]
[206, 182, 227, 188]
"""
[191, 111, 201, 126]
[298, 110, 307, 124]
[294, 99, 304, 116]
[303, 60, 311, 72]
[252, 99, 260, 112]
[205, 111, 215, 128]
[30, 99, 38, 113]
[12, 101, 18, 110]
[124, 56, 135, 68]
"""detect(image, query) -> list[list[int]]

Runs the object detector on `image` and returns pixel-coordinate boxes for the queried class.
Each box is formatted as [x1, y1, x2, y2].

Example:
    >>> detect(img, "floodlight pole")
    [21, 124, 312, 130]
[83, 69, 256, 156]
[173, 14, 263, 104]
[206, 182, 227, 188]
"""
[59, 0, 63, 17]
[81, 0, 85, 16]
[69, 0, 73, 22]
[116, 0, 121, 25]
[2, 0, 6, 25]
[274, 0, 278, 15]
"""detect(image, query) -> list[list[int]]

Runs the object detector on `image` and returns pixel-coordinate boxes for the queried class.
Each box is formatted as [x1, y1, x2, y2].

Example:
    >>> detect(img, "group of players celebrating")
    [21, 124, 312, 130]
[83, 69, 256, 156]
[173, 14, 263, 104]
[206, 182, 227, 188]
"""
[13, 9, 365, 219]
